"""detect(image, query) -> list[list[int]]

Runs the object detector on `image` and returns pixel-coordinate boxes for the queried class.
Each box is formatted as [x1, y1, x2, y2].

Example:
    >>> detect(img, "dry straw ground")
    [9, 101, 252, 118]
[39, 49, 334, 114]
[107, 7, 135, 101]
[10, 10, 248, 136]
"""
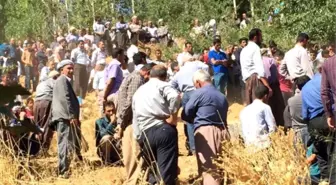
[0, 72, 311, 185]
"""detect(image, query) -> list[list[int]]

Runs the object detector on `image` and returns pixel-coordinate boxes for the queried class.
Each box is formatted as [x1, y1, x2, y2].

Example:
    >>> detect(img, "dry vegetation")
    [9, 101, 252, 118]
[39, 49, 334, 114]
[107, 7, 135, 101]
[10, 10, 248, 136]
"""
[0, 90, 312, 184]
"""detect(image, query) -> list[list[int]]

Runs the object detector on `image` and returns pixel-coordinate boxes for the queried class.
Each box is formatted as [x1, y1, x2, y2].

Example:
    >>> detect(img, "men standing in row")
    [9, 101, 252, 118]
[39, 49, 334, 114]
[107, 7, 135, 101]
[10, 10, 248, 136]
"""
[240, 28, 272, 105]
[52, 60, 81, 178]
[209, 39, 229, 95]
[91, 41, 107, 70]
[177, 42, 193, 67]
[21, 42, 37, 91]
[132, 65, 181, 185]
[182, 70, 230, 185]
[280, 33, 314, 82]
[116, 53, 154, 185]
[71, 40, 91, 99]
[103, 48, 124, 107]
[54, 38, 67, 63]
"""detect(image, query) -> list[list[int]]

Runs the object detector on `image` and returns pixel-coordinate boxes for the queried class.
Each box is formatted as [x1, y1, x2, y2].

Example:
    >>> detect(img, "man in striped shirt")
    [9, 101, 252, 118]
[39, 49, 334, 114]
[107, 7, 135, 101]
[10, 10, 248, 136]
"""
[116, 52, 154, 185]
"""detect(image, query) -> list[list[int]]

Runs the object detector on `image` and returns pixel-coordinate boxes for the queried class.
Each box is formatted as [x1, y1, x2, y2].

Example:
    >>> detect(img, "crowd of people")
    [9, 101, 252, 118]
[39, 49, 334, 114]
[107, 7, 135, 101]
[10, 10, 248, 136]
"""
[0, 14, 336, 185]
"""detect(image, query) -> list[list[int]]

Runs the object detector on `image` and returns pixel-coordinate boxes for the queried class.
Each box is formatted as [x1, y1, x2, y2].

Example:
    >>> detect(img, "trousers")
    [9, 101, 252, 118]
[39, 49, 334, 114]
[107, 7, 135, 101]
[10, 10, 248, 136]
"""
[33, 99, 53, 151]
[56, 120, 82, 175]
[213, 72, 228, 95]
[139, 123, 178, 185]
[122, 125, 144, 185]
[182, 91, 195, 153]
[74, 63, 88, 99]
[194, 125, 230, 185]
[97, 135, 120, 164]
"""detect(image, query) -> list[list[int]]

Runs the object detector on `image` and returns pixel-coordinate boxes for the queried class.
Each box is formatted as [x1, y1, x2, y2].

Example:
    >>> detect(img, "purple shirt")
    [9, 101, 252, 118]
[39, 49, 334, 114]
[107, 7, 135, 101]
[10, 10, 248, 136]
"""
[321, 55, 336, 117]
[104, 59, 123, 95]
[66, 34, 78, 43]
[262, 56, 278, 84]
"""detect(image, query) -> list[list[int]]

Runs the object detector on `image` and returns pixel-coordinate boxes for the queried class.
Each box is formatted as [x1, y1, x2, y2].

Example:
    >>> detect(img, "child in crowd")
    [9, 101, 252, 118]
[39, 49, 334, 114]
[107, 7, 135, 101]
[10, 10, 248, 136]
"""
[275, 50, 293, 106]
[93, 60, 106, 115]
[25, 97, 34, 119]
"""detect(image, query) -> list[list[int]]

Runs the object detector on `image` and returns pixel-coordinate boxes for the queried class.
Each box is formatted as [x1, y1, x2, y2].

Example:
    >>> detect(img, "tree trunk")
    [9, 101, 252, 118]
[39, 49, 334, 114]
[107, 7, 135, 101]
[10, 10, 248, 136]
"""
[233, 0, 237, 17]
[0, 0, 7, 42]
[131, 0, 135, 14]
[250, 0, 254, 17]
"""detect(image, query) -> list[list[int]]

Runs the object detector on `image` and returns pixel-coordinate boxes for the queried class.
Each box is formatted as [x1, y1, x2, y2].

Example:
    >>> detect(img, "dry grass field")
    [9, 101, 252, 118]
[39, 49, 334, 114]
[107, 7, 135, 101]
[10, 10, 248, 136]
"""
[0, 91, 312, 185]
[0, 73, 312, 185]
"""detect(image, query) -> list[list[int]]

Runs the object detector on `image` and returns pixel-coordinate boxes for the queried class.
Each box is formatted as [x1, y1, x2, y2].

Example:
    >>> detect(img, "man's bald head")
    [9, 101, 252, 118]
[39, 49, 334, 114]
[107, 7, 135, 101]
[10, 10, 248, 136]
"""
[150, 65, 167, 81]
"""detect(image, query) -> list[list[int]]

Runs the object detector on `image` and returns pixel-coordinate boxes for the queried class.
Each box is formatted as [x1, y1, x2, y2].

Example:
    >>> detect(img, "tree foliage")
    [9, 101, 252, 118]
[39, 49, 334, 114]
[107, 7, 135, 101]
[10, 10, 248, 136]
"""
[1, 0, 335, 49]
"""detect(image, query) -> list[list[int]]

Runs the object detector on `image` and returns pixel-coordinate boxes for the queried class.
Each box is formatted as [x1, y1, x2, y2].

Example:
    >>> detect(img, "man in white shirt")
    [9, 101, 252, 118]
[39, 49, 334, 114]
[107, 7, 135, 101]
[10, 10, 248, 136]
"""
[132, 65, 180, 185]
[279, 33, 314, 81]
[126, 39, 139, 73]
[147, 21, 158, 39]
[177, 42, 194, 67]
[71, 40, 90, 99]
[240, 85, 276, 151]
[240, 28, 272, 105]
[93, 17, 105, 44]
[91, 41, 107, 70]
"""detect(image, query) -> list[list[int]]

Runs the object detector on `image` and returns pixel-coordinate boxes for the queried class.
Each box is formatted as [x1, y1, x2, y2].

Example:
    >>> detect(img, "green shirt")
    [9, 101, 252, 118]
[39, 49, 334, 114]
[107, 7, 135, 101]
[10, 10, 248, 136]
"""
[95, 116, 116, 146]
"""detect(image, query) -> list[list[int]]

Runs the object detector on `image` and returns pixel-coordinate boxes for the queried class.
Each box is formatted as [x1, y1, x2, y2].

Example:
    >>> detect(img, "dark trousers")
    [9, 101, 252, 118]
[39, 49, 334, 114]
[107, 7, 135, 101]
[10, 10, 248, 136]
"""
[139, 124, 178, 185]
[245, 73, 261, 105]
[74, 63, 88, 99]
[268, 83, 285, 126]
[308, 113, 335, 182]
[24, 65, 37, 91]
[56, 120, 82, 175]
[34, 99, 53, 151]
[182, 91, 195, 153]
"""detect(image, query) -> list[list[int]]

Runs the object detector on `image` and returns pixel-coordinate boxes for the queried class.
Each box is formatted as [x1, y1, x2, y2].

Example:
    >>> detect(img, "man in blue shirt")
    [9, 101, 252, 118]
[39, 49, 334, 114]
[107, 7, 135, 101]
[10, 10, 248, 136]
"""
[182, 69, 230, 185]
[95, 101, 120, 165]
[301, 73, 324, 121]
[208, 39, 229, 95]
[171, 54, 209, 155]
[301, 63, 333, 182]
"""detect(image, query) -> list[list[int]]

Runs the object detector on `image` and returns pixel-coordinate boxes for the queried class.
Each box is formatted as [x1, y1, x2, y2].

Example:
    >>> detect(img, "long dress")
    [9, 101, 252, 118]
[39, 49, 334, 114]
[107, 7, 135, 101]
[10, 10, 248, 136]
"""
[115, 22, 129, 50]
[157, 26, 169, 45]
[129, 23, 141, 44]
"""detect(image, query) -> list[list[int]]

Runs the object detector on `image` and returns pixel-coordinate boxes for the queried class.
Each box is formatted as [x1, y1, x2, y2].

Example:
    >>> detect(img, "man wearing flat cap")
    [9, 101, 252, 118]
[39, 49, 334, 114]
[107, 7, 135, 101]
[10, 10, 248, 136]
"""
[52, 59, 82, 178]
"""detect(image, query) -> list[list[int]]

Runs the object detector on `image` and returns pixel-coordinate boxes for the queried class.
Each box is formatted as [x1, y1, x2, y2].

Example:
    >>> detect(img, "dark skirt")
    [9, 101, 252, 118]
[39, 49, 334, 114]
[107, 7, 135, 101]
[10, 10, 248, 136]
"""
[116, 31, 129, 50]
[33, 99, 53, 151]
[244, 73, 261, 105]
[268, 83, 285, 126]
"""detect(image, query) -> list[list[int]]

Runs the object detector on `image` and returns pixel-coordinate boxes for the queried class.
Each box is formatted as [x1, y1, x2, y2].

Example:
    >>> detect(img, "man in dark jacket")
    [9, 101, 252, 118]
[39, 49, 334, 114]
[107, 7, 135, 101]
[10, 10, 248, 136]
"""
[52, 59, 81, 178]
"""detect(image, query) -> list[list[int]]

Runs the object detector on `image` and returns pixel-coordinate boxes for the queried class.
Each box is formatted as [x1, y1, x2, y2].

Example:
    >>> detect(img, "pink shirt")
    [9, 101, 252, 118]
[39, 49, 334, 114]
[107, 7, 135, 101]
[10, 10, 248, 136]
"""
[277, 64, 292, 92]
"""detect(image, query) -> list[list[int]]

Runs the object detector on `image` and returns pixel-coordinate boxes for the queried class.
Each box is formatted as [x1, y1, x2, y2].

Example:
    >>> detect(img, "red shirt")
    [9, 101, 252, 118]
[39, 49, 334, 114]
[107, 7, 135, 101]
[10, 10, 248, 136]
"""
[277, 64, 292, 92]
[203, 53, 209, 64]
[25, 108, 34, 120]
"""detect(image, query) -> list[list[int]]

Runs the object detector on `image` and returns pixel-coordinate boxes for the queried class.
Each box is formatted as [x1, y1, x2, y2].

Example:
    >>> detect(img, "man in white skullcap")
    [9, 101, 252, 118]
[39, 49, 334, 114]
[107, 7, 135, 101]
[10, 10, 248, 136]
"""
[52, 59, 82, 178]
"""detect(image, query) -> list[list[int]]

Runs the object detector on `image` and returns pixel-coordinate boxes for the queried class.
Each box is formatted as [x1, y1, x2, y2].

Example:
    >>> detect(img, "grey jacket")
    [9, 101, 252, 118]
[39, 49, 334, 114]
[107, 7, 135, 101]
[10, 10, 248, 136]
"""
[52, 75, 80, 121]
[35, 78, 56, 101]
